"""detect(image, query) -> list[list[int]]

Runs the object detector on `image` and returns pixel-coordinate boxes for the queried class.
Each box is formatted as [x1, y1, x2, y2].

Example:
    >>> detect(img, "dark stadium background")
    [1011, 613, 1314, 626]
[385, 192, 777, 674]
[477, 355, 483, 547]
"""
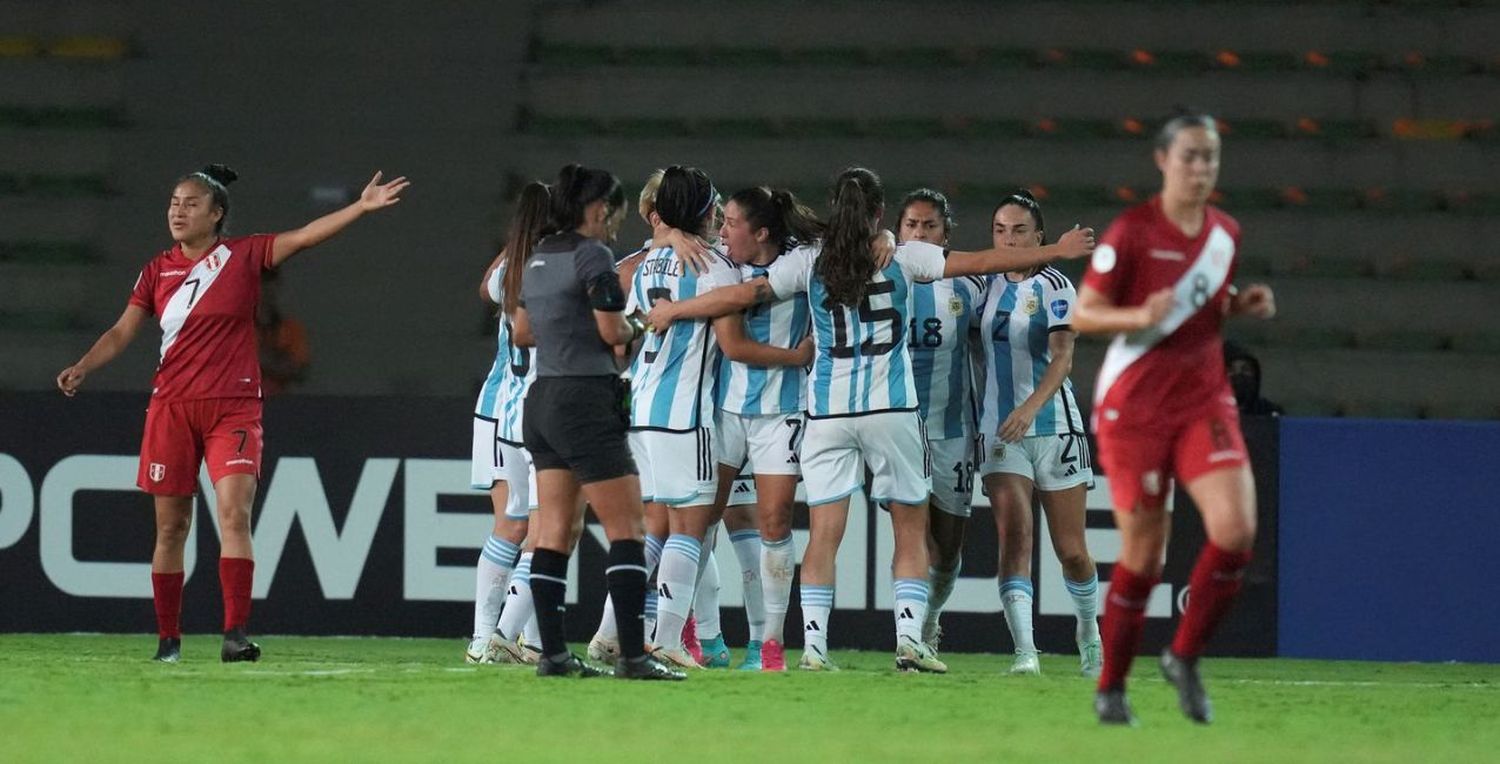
[0, 0, 1496, 663]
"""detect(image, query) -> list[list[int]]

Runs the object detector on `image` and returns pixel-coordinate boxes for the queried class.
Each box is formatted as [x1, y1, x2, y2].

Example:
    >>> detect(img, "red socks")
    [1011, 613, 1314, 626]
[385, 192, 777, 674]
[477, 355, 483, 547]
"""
[219, 557, 255, 633]
[1097, 563, 1158, 692]
[1171, 543, 1253, 659]
[152, 571, 184, 639]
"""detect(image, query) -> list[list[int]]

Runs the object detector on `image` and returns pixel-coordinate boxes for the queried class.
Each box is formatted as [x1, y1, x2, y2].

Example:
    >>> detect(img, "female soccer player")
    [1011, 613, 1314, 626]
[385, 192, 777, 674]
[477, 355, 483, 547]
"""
[708, 185, 823, 671]
[465, 182, 551, 663]
[626, 167, 811, 669]
[892, 189, 984, 658]
[512, 163, 683, 680]
[648, 167, 1095, 672]
[976, 191, 1102, 677]
[1075, 114, 1275, 725]
[56, 164, 408, 663]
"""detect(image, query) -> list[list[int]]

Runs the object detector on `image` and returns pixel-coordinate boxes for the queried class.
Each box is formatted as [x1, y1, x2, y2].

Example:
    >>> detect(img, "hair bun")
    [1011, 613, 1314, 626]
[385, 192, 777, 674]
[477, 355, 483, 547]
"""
[202, 164, 238, 186]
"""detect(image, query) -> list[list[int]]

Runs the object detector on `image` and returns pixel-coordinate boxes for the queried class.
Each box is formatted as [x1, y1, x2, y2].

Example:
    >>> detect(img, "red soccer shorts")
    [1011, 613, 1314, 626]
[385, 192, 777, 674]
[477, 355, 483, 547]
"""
[137, 398, 263, 496]
[1095, 403, 1248, 512]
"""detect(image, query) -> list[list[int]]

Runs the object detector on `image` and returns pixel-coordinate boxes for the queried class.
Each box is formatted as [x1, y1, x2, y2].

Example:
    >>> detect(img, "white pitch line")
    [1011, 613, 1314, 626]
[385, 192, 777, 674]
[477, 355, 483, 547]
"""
[1220, 678, 1496, 689]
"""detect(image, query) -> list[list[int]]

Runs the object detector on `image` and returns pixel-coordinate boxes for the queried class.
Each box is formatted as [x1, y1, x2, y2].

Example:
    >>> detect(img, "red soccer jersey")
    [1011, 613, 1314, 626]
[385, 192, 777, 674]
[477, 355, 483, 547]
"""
[128, 234, 277, 401]
[1082, 197, 1240, 435]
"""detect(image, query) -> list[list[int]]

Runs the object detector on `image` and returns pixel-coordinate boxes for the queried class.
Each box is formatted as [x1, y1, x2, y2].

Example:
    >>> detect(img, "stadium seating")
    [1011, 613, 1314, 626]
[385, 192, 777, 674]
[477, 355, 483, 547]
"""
[506, 0, 1499, 419]
[0, 0, 133, 390]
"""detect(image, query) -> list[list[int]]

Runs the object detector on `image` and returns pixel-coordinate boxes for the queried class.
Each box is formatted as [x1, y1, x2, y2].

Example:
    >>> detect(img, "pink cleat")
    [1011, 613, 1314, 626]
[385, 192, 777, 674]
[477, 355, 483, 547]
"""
[761, 639, 787, 672]
[682, 615, 704, 666]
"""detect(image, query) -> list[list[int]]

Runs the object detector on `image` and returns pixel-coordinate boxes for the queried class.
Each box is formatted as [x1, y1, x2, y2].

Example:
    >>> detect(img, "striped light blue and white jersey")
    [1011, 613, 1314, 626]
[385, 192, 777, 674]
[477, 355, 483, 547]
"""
[715, 252, 812, 416]
[766, 240, 947, 419]
[907, 275, 985, 440]
[978, 267, 1085, 438]
[475, 264, 536, 444]
[627, 245, 740, 431]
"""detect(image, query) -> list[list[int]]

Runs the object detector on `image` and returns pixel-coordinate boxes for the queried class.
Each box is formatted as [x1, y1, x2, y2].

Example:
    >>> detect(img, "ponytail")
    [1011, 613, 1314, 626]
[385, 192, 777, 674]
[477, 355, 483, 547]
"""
[549, 163, 624, 233]
[816, 167, 883, 307]
[502, 181, 553, 313]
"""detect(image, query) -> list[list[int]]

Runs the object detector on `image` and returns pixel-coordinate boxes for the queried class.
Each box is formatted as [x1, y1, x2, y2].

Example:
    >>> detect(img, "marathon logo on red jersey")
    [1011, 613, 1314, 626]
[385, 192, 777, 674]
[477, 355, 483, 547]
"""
[158, 244, 234, 363]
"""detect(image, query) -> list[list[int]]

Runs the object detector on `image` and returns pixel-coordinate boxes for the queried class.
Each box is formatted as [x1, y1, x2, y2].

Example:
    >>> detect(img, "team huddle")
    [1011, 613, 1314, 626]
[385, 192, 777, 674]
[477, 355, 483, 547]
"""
[60, 112, 1275, 725]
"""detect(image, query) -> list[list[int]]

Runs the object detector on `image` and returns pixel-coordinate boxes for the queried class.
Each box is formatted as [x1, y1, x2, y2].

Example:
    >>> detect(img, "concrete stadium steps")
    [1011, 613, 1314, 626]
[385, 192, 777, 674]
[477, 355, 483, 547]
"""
[0, 61, 126, 105]
[533, 2, 1498, 59]
[0, 329, 156, 393]
[505, 132, 1500, 193]
[523, 65, 1500, 124]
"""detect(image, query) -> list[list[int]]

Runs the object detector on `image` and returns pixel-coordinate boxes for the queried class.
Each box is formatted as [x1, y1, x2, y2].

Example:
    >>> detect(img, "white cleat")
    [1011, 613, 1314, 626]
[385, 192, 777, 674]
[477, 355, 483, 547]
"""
[895, 635, 948, 674]
[650, 645, 702, 670]
[487, 633, 538, 665]
[464, 636, 488, 664]
[1009, 650, 1042, 675]
[797, 646, 840, 672]
[1079, 638, 1103, 678]
[587, 633, 621, 663]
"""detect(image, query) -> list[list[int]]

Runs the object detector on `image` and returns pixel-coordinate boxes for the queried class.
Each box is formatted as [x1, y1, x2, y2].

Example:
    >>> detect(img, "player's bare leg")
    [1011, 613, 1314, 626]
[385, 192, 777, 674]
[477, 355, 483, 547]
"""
[752, 471, 797, 671]
[579, 474, 684, 681]
[797, 498, 848, 670]
[890, 500, 945, 673]
[652, 502, 722, 669]
[923, 506, 965, 651]
[214, 474, 260, 663]
[990, 474, 1040, 674]
[1039, 483, 1100, 676]
[1162, 465, 1257, 724]
[470, 481, 527, 663]
[150, 495, 193, 662]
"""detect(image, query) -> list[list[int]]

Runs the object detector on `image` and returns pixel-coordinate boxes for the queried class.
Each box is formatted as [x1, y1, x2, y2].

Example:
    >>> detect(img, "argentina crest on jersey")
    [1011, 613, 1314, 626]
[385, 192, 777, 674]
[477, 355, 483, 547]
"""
[979, 268, 1085, 438]
[907, 276, 984, 439]
[630, 246, 736, 431]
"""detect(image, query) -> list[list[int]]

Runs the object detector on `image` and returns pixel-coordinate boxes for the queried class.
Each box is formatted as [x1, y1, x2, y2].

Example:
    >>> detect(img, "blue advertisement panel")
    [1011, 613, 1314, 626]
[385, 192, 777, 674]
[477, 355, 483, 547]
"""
[1279, 418, 1500, 663]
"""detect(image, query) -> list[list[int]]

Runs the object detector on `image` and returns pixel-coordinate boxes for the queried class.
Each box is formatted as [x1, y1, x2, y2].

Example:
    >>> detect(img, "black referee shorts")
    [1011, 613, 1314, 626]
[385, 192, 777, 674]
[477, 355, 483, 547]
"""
[523, 375, 637, 484]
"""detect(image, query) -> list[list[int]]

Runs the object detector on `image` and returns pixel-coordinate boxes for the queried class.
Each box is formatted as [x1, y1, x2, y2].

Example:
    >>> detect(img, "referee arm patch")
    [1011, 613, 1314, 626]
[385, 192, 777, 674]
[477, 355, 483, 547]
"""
[587, 271, 627, 312]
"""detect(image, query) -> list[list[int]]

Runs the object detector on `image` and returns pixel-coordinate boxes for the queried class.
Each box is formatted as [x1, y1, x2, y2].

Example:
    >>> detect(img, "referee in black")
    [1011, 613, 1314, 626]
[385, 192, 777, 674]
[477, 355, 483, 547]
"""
[513, 164, 685, 680]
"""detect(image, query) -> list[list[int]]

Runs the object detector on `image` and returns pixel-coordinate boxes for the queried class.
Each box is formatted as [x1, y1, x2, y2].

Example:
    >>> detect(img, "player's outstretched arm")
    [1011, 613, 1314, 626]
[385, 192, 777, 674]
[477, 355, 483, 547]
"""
[713, 314, 813, 367]
[647, 279, 773, 328]
[942, 225, 1095, 279]
[56, 304, 149, 396]
[270, 171, 410, 266]
[1073, 285, 1173, 335]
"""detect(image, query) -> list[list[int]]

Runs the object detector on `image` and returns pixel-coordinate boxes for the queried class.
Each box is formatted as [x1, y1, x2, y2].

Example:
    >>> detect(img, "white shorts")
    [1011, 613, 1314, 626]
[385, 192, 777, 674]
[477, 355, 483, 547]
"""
[801, 410, 931, 507]
[715, 410, 803, 477]
[978, 432, 1094, 492]
[471, 415, 538, 519]
[629, 427, 717, 507]
[928, 435, 979, 518]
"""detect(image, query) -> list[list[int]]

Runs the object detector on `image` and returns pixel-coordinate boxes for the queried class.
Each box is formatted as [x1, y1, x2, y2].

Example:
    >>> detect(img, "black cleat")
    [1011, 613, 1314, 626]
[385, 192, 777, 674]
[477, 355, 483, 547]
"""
[153, 637, 182, 663]
[221, 628, 262, 663]
[615, 655, 687, 681]
[536, 653, 610, 678]
[1094, 689, 1138, 726]
[1160, 649, 1213, 724]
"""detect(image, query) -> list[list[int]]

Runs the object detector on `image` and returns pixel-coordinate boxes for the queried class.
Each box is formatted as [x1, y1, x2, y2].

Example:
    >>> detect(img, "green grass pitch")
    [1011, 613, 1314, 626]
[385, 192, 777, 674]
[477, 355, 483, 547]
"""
[1, 634, 1496, 763]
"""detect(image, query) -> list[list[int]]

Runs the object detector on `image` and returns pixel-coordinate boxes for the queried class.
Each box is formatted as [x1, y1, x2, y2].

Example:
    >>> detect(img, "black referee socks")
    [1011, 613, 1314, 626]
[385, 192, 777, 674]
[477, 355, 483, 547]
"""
[605, 540, 649, 661]
[529, 548, 571, 661]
